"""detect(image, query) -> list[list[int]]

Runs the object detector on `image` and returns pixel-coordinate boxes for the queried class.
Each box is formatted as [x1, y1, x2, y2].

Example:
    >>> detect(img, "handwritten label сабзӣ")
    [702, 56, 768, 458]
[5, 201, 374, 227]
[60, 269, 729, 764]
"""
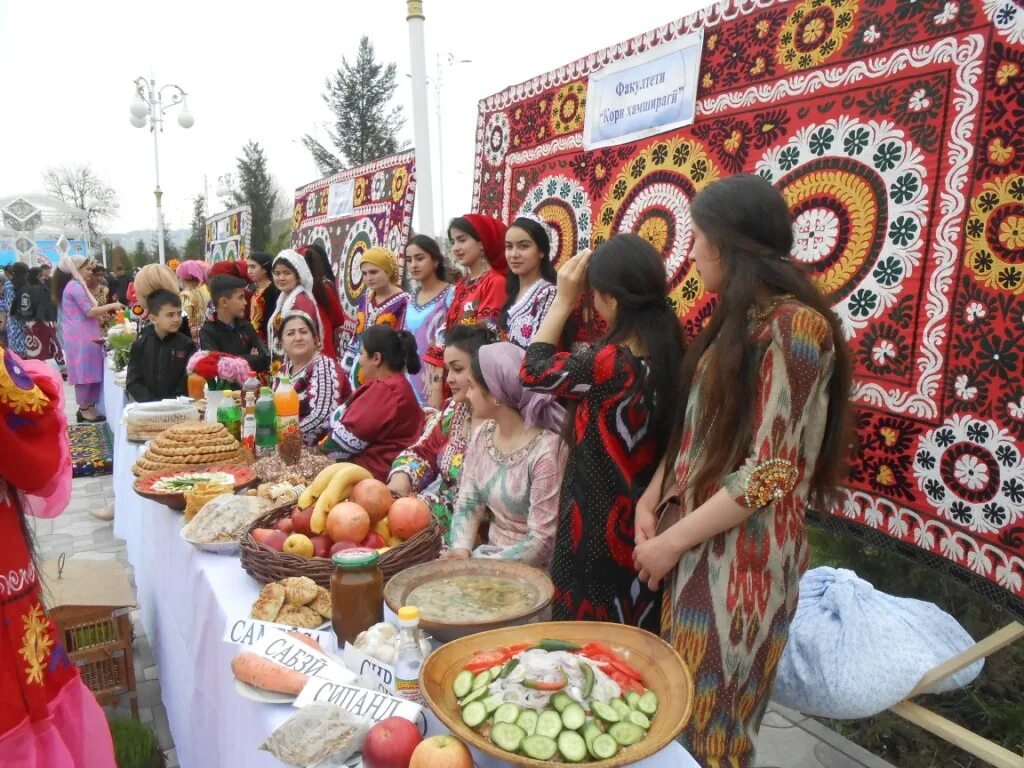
[295, 679, 426, 732]
[249, 628, 354, 685]
[223, 616, 334, 651]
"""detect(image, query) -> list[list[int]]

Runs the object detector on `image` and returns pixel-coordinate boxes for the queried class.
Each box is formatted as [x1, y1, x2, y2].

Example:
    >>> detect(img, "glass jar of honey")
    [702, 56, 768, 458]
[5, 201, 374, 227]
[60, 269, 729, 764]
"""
[330, 549, 383, 646]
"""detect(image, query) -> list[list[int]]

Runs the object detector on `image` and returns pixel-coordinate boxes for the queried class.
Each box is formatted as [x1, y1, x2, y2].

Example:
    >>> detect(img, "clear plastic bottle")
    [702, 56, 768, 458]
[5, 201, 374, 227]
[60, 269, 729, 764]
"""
[240, 388, 257, 452]
[394, 606, 425, 703]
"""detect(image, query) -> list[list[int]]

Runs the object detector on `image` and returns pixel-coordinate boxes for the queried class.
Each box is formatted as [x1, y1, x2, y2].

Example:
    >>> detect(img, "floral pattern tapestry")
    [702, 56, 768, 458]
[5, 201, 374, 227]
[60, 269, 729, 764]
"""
[471, 0, 1024, 613]
[292, 150, 417, 321]
[204, 204, 252, 263]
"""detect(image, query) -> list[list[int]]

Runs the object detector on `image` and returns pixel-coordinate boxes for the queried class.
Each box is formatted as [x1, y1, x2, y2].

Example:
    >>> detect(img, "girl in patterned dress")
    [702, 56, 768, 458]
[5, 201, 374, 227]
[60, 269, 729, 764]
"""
[499, 216, 558, 349]
[245, 252, 280, 346]
[175, 260, 210, 344]
[521, 234, 685, 632]
[300, 243, 347, 355]
[402, 235, 453, 407]
[341, 247, 410, 387]
[443, 342, 565, 568]
[276, 311, 352, 445]
[632, 175, 853, 768]
[388, 324, 492, 541]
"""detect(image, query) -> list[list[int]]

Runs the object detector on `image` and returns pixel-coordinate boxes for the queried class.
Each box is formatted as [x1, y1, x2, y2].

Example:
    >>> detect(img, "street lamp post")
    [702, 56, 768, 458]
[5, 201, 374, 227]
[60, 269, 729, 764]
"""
[435, 52, 471, 234]
[129, 77, 194, 265]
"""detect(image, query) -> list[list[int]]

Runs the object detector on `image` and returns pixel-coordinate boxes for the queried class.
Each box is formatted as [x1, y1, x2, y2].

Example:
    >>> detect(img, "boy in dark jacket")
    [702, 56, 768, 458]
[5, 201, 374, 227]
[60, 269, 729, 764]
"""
[125, 289, 196, 402]
[200, 275, 270, 373]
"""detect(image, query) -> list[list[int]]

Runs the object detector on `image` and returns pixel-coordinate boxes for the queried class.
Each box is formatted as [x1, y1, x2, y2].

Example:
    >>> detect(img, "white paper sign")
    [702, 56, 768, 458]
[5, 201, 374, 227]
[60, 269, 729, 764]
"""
[294, 679, 427, 733]
[249, 627, 355, 685]
[328, 180, 356, 218]
[583, 30, 704, 149]
[342, 643, 396, 695]
[223, 616, 335, 652]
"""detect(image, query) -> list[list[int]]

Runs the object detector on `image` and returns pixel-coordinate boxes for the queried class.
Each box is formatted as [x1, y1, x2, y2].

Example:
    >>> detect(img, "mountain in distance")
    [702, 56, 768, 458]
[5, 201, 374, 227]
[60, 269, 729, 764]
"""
[106, 228, 189, 250]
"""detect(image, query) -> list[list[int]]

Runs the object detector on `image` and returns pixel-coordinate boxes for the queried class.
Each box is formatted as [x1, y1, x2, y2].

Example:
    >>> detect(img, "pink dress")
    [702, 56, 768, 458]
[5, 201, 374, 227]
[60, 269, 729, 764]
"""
[59, 282, 103, 386]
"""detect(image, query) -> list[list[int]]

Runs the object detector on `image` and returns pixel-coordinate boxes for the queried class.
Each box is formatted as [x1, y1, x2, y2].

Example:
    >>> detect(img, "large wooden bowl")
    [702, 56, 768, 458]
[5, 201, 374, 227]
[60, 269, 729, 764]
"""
[420, 621, 693, 768]
[384, 559, 554, 643]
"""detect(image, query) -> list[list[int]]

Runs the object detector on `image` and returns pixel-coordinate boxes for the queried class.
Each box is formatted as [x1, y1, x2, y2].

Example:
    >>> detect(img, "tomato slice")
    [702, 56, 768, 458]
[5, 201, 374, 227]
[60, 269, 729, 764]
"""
[507, 643, 531, 656]
[463, 648, 511, 673]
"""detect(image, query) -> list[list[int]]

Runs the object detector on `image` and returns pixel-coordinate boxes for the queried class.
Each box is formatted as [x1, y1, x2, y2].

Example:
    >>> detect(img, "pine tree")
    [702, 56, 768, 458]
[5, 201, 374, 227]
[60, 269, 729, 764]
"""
[131, 238, 154, 267]
[302, 36, 406, 174]
[184, 195, 206, 260]
[231, 141, 278, 250]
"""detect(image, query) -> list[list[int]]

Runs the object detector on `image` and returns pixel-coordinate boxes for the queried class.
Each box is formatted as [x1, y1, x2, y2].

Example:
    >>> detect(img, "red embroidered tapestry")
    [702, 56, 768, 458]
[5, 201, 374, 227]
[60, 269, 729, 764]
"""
[471, 0, 1024, 612]
[292, 150, 416, 319]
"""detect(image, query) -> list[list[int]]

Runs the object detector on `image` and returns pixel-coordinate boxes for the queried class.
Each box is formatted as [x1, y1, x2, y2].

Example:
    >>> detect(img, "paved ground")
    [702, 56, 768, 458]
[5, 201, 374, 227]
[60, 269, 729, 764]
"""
[44, 383, 895, 768]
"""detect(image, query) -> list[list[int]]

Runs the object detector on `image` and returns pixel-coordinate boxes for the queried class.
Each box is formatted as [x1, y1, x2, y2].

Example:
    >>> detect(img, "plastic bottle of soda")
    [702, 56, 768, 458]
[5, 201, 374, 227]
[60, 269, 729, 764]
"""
[254, 387, 277, 456]
[217, 390, 241, 440]
[274, 375, 301, 463]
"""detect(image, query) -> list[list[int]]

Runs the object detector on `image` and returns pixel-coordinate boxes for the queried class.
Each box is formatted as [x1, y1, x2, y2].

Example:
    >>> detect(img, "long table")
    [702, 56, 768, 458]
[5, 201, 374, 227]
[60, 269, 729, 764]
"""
[107, 384, 699, 768]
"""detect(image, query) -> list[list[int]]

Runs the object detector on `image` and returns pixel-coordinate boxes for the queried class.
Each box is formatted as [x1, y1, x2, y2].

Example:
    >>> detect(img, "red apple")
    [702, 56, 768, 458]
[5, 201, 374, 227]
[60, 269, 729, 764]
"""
[263, 530, 288, 552]
[408, 735, 471, 768]
[251, 528, 276, 545]
[291, 506, 315, 536]
[275, 517, 294, 534]
[363, 717, 423, 768]
[329, 540, 360, 556]
[310, 535, 332, 558]
[361, 532, 386, 549]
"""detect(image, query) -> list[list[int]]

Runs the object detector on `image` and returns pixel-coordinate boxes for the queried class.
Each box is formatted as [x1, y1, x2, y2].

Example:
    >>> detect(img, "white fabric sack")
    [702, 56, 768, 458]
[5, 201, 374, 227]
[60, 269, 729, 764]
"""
[771, 567, 984, 719]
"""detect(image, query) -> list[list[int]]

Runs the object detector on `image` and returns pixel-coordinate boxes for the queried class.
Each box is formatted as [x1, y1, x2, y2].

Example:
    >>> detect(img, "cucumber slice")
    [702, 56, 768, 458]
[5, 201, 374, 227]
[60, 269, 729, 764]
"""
[490, 722, 525, 753]
[625, 691, 641, 710]
[521, 735, 558, 761]
[493, 703, 521, 724]
[561, 702, 586, 731]
[591, 700, 621, 724]
[489, 664, 504, 678]
[608, 722, 646, 746]
[471, 669, 492, 691]
[626, 710, 651, 730]
[462, 700, 487, 728]
[483, 693, 505, 714]
[453, 670, 474, 698]
[536, 709, 563, 739]
[516, 709, 538, 735]
[582, 720, 602, 750]
[551, 692, 573, 713]
[591, 733, 619, 759]
[458, 685, 488, 707]
[557, 730, 588, 762]
[610, 698, 631, 720]
[637, 690, 659, 716]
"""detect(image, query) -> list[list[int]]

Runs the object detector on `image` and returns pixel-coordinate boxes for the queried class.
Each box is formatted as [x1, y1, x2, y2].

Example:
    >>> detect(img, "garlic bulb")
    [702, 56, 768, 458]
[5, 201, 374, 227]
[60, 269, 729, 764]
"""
[375, 644, 397, 665]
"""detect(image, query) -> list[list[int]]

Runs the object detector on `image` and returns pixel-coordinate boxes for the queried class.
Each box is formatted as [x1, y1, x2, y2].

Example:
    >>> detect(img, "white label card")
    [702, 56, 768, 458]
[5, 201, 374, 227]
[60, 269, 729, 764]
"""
[248, 627, 354, 685]
[223, 616, 334, 651]
[294, 678, 426, 732]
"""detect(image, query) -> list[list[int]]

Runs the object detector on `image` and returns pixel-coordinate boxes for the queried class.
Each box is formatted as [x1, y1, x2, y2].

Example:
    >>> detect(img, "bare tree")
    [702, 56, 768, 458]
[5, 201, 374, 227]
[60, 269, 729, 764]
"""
[42, 165, 120, 242]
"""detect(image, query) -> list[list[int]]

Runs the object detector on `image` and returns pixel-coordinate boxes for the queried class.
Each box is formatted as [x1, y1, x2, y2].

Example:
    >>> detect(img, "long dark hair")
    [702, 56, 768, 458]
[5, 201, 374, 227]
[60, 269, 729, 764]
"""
[677, 173, 853, 509]
[8, 262, 27, 289]
[27, 267, 42, 286]
[362, 325, 421, 374]
[303, 243, 339, 308]
[587, 234, 686, 457]
[51, 266, 74, 305]
[407, 235, 447, 281]
[498, 217, 557, 331]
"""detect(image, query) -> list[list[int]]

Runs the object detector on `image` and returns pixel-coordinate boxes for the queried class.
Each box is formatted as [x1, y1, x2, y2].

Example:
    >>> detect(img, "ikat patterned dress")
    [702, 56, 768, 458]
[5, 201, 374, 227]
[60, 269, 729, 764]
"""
[504, 280, 557, 348]
[521, 342, 662, 632]
[663, 300, 834, 768]
[341, 290, 410, 387]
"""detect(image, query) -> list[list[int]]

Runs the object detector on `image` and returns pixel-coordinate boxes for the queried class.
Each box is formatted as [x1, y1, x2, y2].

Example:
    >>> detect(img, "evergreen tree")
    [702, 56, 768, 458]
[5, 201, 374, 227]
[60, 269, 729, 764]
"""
[131, 239, 154, 267]
[231, 141, 278, 250]
[184, 195, 207, 260]
[302, 36, 406, 174]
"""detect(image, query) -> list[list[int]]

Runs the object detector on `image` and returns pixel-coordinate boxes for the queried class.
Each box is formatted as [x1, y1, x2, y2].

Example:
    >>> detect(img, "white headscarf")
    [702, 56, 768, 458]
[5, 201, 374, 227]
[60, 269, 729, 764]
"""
[57, 255, 99, 307]
[267, 249, 323, 355]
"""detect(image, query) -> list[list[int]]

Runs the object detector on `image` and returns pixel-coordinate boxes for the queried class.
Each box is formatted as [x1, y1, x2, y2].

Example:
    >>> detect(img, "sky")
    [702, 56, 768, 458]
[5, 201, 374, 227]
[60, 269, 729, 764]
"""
[0, 0, 711, 238]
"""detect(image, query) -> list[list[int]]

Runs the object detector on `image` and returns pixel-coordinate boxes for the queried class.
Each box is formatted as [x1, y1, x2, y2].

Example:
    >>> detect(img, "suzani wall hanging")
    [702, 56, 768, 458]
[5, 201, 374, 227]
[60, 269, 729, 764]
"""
[204, 205, 252, 263]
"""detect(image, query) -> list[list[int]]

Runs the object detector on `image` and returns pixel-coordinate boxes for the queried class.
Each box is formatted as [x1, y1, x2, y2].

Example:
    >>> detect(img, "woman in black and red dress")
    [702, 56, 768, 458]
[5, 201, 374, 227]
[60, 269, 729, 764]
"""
[521, 234, 685, 633]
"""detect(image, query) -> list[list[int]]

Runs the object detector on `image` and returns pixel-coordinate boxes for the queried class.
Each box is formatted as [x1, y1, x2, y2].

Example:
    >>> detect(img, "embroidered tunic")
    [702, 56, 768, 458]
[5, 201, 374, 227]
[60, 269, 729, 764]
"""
[276, 354, 352, 446]
[403, 285, 453, 403]
[423, 270, 506, 367]
[449, 423, 563, 569]
[341, 291, 410, 387]
[249, 282, 280, 345]
[504, 280, 556, 349]
[663, 301, 835, 768]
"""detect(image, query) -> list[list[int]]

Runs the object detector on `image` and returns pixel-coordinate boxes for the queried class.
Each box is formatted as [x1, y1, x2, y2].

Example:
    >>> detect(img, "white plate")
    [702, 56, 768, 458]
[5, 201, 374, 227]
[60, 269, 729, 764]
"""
[178, 525, 240, 555]
[233, 677, 296, 704]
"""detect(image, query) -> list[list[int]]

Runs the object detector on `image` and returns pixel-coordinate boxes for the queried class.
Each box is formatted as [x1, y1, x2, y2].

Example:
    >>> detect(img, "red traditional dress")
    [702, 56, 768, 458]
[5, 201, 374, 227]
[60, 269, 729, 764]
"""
[0, 346, 116, 767]
[321, 373, 425, 481]
[662, 300, 835, 768]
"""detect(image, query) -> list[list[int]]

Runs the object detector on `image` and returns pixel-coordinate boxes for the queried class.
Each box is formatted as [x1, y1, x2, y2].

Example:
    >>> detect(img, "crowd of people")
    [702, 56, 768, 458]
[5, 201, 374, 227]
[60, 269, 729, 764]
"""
[0, 174, 853, 768]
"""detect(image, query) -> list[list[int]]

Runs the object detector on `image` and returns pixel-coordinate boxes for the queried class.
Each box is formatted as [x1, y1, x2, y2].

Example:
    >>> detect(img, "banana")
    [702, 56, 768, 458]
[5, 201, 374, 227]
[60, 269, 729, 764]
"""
[310, 464, 373, 533]
[298, 463, 347, 509]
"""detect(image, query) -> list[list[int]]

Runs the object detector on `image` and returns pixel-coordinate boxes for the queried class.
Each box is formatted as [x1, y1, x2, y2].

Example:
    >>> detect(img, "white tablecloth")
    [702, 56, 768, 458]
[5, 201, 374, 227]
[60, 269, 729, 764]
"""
[107, 381, 698, 768]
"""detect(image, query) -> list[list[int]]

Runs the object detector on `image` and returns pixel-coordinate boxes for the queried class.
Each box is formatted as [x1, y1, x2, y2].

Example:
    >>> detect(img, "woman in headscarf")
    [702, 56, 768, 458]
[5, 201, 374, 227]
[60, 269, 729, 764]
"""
[0, 346, 117, 766]
[267, 249, 334, 359]
[175, 260, 210, 343]
[206, 259, 253, 322]
[341, 247, 409, 387]
[441, 341, 565, 568]
[244, 251, 279, 345]
[422, 214, 508, 382]
[53, 256, 122, 422]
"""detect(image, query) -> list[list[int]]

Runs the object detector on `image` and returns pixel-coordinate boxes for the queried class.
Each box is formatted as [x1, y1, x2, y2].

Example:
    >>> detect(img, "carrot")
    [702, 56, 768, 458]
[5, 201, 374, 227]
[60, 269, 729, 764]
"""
[288, 632, 325, 654]
[231, 651, 309, 695]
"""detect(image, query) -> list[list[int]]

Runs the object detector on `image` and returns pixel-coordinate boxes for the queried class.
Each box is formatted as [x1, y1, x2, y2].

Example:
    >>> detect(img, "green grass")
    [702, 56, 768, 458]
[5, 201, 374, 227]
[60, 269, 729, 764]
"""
[807, 526, 1024, 767]
[109, 718, 165, 768]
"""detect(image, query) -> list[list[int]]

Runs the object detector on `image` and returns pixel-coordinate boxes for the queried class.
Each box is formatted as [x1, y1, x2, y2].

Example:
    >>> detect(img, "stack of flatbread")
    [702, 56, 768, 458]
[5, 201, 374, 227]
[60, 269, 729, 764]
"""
[133, 422, 248, 476]
[251, 577, 332, 629]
